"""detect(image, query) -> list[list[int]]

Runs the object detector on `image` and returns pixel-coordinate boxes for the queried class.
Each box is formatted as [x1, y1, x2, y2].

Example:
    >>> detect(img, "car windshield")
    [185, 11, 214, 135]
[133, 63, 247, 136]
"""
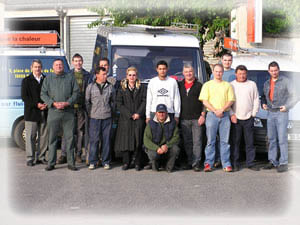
[111, 46, 200, 82]
[247, 70, 300, 98]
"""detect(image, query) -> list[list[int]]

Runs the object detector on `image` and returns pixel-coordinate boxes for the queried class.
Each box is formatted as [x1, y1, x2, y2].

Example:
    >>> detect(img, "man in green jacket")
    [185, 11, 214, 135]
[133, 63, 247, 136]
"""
[143, 104, 180, 173]
[41, 59, 79, 171]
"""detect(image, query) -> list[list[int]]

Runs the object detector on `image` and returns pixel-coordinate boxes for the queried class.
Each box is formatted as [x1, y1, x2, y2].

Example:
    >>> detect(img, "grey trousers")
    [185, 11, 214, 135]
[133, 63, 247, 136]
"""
[146, 145, 180, 171]
[180, 119, 204, 167]
[25, 120, 48, 162]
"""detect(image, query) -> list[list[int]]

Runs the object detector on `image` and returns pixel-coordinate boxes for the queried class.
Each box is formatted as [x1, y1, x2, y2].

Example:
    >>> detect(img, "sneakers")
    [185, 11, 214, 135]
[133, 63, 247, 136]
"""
[144, 164, 152, 170]
[104, 164, 111, 170]
[263, 163, 275, 170]
[88, 164, 95, 170]
[67, 165, 78, 171]
[193, 164, 201, 172]
[36, 159, 48, 165]
[277, 164, 288, 173]
[204, 163, 212, 172]
[223, 166, 233, 172]
[122, 164, 129, 170]
[57, 155, 67, 164]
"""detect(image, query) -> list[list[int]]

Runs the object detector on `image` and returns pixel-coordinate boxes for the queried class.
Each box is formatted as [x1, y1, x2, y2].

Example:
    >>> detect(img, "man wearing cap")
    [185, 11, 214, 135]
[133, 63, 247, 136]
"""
[143, 104, 180, 173]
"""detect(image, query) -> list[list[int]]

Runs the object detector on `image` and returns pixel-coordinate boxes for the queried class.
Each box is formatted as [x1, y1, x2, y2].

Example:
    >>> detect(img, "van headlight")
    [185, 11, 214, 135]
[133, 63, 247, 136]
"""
[254, 117, 263, 127]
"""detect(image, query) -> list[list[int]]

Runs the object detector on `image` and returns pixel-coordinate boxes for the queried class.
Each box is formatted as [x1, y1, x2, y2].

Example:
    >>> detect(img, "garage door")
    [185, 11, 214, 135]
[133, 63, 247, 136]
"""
[69, 16, 98, 71]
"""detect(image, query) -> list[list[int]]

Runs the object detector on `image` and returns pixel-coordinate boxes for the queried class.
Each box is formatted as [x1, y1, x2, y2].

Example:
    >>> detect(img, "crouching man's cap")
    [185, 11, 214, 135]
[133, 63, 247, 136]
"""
[156, 104, 168, 113]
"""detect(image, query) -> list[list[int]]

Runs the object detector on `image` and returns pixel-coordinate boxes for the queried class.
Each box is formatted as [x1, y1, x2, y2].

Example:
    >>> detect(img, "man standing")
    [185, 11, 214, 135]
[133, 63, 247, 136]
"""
[57, 54, 91, 164]
[21, 59, 48, 166]
[230, 65, 260, 171]
[41, 59, 79, 171]
[146, 60, 181, 123]
[262, 61, 296, 172]
[86, 66, 114, 170]
[210, 53, 235, 168]
[199, 64, 235, 172]
[144, 104, 180, 173]
[178, 64, 205, 171]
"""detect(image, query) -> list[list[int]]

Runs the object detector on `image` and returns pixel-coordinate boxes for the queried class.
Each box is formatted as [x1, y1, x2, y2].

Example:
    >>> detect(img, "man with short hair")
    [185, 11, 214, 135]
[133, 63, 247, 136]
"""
[230, 65, 260, 171]
[146, 60, 181, 124]
[178, 64, 205, 171]
[199, 64, 235, 172]
[41, 59, 79, 171]
[86, 66, 114, 170]
[262, 61, 297, 172]
[210, 53, 236, 168]
[144, 104, 180, 173]
[21, 59, 48, 166]
[57, 53, 91, 164]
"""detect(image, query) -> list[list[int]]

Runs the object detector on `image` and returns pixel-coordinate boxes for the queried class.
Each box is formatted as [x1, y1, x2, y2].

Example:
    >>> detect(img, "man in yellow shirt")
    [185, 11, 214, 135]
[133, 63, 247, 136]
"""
[199, 64, 235, 172]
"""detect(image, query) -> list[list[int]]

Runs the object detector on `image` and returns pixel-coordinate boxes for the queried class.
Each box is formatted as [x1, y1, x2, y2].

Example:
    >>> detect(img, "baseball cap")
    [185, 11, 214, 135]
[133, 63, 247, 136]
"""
[156, 104, 168, 113]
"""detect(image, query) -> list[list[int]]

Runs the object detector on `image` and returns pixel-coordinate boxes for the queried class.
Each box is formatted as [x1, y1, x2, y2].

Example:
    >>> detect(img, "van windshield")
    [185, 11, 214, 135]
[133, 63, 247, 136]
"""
[111, 46, 200, 82]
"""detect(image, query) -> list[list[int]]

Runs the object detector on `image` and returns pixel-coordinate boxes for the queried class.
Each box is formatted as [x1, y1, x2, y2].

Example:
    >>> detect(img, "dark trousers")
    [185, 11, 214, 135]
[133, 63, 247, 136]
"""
[146, 145, 180, 170]
[232, 117, 255, 167]
[122, 149, 142, 166]
[89, 118, 112, 165]
[61, 108, 88, 157]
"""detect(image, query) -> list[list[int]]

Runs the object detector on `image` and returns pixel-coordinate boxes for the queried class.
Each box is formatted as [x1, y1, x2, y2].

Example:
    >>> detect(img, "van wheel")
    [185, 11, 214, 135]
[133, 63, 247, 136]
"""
[13, 120, 26, 150]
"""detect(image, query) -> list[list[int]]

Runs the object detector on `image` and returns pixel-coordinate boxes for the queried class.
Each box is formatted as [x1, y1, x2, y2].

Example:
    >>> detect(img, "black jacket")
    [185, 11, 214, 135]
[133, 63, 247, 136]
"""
[178, 79, 204, 120]
[21, 73, 46, 122]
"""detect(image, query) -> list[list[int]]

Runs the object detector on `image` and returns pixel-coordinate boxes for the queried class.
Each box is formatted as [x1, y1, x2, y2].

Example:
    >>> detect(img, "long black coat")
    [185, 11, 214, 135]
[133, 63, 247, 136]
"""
[114, 79, 146, 152]
[21, 73, 47, 122]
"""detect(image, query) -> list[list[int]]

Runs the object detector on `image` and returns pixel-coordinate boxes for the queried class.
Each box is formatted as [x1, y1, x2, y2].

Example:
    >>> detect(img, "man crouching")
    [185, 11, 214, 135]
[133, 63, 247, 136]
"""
[143, 104, 180, 173]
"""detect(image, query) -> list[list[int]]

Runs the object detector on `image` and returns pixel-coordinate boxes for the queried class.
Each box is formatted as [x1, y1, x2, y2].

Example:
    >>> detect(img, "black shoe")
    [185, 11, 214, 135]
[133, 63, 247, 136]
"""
[45, 165, 55, 171]
[214, 161, 222, 168]
[135, 165, 142, 171]
[233, 165, 240, 172]
[36, 159, 48, 165]
[122, 164, 129, 170]
[67, 165, 78, 171]
[277, 164, 288, 173]
[263, 163, 275, 170]
[57, 155, 67, 164]
[144, 164, 152, 170]
[129, 161, 135, 169]
[27, 160, 34, 167]
[248, 165, 260, 171]
[193, 165, 201, 172]
[182, 165, 192, 170]
[152, 161, 159, 171]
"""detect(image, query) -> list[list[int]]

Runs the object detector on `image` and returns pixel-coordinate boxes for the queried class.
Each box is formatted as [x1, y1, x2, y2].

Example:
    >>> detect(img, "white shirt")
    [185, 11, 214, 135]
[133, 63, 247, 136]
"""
[230, 79, 260, 120]
[146, 76, 181, 118]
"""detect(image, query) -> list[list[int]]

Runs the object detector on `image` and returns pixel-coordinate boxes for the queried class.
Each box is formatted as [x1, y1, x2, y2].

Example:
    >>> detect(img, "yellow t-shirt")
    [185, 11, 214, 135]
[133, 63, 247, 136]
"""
[199, 80, 235, 111]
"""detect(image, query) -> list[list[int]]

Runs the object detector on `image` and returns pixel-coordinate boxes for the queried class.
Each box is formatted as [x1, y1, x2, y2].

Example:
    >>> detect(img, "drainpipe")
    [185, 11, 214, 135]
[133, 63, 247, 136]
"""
[56, 6, 67, 51]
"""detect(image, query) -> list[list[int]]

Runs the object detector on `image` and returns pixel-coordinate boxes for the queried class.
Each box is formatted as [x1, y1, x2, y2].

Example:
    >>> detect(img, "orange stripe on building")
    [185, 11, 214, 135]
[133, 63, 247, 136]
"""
[247, 0, 255, 43]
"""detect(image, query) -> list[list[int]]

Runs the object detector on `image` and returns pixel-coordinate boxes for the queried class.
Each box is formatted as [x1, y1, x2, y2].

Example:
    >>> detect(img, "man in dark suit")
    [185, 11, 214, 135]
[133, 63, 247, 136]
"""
[21, 59, 48, 166]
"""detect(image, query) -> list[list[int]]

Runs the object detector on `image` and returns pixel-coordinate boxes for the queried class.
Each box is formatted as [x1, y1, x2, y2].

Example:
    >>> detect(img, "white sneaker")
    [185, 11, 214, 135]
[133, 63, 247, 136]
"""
[104, 164, 111, 170]
[88, 164, 95, 170]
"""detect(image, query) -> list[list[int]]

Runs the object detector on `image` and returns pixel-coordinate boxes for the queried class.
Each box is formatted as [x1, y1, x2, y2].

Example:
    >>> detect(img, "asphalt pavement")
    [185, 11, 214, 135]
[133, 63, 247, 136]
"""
[2, 139, 300, 225]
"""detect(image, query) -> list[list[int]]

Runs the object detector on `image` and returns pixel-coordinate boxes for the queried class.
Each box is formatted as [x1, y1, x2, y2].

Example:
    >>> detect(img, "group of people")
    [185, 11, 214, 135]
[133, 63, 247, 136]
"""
[21, 52, 295, 173]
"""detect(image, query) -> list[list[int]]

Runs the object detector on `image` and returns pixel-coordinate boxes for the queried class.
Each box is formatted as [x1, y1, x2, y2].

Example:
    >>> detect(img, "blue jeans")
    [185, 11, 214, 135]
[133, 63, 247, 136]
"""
[204, 111, 231, 168]
[89, 118, 112, 165]
[180, 119, 203, 167]
[267, 111, 289, 166]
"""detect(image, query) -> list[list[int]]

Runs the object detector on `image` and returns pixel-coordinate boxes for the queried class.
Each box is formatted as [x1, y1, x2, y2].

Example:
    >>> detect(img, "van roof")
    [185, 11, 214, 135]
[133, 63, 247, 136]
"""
[232, 54, 300, 72]
[109, 32, 199, 48]
[0, 47, 66, 56]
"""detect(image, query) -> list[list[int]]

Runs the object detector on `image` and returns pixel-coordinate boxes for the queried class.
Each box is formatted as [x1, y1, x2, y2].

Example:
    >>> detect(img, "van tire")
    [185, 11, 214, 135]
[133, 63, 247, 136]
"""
[13, 119, 26, 150]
